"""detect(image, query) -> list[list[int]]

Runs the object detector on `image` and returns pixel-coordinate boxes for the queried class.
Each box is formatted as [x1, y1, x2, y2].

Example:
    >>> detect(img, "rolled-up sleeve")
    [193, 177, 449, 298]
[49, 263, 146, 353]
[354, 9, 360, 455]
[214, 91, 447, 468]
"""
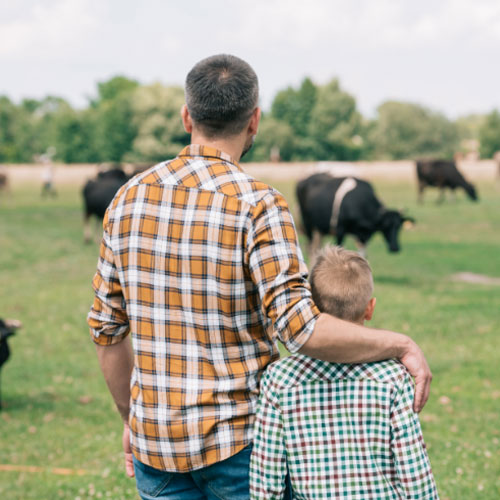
[246, 191, 320, 353]
[87, 214, 129, 345]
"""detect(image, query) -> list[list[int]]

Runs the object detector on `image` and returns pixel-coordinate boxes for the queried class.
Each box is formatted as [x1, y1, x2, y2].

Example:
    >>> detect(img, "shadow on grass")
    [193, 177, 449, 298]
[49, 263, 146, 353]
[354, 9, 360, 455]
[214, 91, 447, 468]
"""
[374, 275, 412, 286]
[1, 391, 58, 413]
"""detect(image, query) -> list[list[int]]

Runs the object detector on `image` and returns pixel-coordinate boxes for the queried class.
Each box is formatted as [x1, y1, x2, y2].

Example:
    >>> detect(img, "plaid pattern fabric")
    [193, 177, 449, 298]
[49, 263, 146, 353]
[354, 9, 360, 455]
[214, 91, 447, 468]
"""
[87, 145, 319, 472]
[250, 355, 439, 499]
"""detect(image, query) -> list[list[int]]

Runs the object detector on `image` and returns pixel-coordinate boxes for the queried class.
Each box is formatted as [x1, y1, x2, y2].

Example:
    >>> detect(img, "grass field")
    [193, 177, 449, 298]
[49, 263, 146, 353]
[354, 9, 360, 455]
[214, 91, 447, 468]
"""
[1, 178, 499, 499]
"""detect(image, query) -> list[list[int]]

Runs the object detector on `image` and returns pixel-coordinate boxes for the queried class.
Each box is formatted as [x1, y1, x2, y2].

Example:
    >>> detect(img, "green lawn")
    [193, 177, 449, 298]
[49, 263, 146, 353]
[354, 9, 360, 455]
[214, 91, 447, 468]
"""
[1, 179, 499, 499]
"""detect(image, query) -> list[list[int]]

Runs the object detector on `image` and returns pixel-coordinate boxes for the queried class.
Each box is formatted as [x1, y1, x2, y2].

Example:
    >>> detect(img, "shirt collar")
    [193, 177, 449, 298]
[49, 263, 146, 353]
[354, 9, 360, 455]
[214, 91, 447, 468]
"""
[178, 144, 240, 168]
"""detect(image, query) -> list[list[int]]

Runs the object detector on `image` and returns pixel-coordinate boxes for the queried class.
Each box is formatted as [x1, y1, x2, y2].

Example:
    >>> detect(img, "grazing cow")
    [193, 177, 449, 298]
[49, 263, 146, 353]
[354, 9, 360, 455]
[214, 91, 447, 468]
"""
[416, 159, 478, 203]
[82, 167, 130, 243]
[0, 319, 21, 409]
[296, 173, 414, 257]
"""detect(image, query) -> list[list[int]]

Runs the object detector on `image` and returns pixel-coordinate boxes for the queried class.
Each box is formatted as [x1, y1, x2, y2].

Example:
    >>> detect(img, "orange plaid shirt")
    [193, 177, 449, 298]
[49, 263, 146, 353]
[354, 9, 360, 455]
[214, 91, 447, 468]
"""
[88, 145, 319, 472]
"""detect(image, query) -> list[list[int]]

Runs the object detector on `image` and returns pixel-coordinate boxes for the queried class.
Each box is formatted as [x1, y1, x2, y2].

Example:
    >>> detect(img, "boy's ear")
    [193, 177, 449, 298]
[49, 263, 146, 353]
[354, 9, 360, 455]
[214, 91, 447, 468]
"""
[364, 298, 377, 321]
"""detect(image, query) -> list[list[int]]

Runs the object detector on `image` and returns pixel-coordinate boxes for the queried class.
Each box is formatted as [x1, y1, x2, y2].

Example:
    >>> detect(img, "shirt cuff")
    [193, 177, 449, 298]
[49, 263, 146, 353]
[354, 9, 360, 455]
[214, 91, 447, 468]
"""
[89, 324, 130, 346]
[282, 306, 320, 354]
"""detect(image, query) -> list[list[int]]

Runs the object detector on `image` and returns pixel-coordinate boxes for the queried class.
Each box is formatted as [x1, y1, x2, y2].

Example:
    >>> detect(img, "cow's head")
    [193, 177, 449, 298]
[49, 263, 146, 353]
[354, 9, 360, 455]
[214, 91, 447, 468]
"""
[0, 319, 21, 368]
[378, 210, 415, 253]
[464, 182, 478, 201]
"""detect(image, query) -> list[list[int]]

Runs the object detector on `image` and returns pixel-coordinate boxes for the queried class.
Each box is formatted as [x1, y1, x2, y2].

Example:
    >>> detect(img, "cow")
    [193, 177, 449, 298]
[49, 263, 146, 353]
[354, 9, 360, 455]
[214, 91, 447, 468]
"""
[0, 319, 21, 409]
[296, 173, 414, 258]
[82, 167, 130, 243]
[416, 159, 478, 203]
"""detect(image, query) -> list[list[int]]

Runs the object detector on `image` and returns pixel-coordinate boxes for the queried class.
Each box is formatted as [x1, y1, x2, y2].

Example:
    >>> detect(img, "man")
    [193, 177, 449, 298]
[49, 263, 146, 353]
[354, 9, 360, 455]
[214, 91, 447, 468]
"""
[88, 54, 432, 500]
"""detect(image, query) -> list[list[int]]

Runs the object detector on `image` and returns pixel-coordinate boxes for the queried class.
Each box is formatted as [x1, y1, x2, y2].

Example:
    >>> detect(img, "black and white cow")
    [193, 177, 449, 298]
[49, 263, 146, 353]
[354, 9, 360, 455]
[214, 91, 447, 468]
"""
[82, 168, 130, 243]
[0, 318, 21, 409]
[296, 173, 414, 257]
[416, 159, 478, 203]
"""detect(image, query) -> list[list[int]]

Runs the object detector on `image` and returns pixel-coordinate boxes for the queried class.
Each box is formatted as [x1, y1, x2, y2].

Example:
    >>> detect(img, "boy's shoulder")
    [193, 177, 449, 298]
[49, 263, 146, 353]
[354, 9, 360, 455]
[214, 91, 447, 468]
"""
[261, 354, 410, 392]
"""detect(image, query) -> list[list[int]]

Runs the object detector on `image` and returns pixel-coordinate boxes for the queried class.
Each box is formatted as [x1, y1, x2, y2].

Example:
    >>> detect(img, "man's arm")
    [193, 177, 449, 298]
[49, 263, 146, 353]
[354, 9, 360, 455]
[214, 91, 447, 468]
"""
[95, 338, 134, 422]
[298, 314, 432, 412]
[95, 338, 135, 478]
[246, 193, 431, 412]
[88, 212, 135, 476]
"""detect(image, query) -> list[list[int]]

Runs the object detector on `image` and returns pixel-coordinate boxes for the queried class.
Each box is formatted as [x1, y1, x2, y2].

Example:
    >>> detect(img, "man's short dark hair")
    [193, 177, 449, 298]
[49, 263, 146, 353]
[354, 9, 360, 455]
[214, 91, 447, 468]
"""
[185, 54, 259, 138]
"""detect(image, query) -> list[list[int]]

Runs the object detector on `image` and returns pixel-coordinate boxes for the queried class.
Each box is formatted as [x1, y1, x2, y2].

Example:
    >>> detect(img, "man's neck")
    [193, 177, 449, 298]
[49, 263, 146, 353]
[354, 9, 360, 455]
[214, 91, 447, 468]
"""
[190, 131, 246, 163]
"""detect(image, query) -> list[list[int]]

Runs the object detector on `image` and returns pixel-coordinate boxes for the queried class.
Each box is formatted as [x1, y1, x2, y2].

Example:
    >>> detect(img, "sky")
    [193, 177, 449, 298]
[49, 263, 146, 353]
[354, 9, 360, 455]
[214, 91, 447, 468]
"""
[1, 0, 500, 118]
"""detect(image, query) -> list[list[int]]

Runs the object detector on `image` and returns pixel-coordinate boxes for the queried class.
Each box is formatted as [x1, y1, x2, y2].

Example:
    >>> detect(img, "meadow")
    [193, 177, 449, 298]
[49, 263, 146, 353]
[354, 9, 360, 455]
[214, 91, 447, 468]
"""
[1, 176, 499, 499]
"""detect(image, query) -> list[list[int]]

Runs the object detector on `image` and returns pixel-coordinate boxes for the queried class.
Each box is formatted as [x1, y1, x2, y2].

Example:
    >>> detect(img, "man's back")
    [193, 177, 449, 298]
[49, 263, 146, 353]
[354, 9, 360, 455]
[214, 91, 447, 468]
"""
[88, 145, 319, 472]
[251, 354, 439, 499]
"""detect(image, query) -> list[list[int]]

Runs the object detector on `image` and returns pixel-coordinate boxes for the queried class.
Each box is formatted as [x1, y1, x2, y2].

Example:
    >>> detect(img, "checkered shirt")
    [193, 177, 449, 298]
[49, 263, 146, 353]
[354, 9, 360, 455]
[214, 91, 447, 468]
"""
[250, 355, 439, 499]
[87, 145, 319, 472]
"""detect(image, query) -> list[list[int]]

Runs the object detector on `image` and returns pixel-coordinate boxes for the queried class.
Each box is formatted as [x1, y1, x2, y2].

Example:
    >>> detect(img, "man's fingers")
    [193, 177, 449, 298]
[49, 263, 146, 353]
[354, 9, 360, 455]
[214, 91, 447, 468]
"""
[413, 372, 432, 413]
[125, 452, 135, 477]
[122, 423, 134, 477]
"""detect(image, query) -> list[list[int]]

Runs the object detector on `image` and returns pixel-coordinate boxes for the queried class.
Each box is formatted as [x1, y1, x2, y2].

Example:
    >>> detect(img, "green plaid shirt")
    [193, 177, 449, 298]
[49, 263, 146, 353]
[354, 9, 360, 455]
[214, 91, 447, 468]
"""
[250, 354, 439, 499]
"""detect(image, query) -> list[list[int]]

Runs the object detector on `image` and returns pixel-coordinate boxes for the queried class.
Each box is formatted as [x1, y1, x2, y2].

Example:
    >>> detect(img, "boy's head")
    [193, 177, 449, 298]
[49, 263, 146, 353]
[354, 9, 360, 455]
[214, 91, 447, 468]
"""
[309, 245, 376, 324]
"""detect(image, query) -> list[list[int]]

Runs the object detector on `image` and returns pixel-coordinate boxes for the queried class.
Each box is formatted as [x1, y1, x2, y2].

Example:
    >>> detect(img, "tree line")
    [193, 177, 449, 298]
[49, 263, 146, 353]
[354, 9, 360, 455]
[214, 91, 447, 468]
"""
[1, 75, 500, 164]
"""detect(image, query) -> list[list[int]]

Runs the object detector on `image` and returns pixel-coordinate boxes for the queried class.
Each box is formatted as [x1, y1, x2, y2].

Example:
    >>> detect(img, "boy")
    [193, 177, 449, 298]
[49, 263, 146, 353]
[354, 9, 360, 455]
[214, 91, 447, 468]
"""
[250, 245, 439, 499]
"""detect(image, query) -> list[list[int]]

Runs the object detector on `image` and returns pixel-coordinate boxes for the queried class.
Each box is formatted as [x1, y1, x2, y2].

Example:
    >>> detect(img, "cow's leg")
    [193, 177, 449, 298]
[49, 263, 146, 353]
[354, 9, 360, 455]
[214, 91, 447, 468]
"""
[417, 181, 425, 204]
[94, 217, 102, 244]
[84, 214, 92, 244]
[437, 187, 445, 204]
[308, 230, 323, 266]
[354, 239, 367, 258]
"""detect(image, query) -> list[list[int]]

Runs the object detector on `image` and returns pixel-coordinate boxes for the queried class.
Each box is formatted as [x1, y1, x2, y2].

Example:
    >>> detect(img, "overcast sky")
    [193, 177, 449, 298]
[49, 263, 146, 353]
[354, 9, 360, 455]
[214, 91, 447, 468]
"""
[1, 0, 500, 118]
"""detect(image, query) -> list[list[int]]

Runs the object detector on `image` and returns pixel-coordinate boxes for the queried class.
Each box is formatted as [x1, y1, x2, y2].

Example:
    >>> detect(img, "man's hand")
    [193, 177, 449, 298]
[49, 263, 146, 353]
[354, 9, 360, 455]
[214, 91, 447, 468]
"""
[300, 313, 433, 412]
[122, 422, 135, 477]
[399, 338, 432, 413]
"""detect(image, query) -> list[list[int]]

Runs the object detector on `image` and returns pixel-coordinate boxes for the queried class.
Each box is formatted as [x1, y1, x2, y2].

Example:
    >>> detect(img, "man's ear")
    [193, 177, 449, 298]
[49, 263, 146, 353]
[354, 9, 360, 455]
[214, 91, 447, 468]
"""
[248, 107, 261, 136]
[364, 297, 377, 321]
[181, 104, 193, 133]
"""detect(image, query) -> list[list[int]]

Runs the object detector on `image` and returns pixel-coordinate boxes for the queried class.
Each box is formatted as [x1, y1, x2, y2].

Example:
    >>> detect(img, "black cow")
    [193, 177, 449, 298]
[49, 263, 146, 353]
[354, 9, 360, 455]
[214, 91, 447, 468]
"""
[0, 319, 21, 409]
[416, 159, 478, 203]
[296, 173, 414, 257]
[82, 168, 130, 243]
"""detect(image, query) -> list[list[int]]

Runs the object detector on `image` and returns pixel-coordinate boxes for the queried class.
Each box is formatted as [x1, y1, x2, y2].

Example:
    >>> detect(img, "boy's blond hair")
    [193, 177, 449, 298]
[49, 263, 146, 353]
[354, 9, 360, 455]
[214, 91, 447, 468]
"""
[309, 245, 373, 322]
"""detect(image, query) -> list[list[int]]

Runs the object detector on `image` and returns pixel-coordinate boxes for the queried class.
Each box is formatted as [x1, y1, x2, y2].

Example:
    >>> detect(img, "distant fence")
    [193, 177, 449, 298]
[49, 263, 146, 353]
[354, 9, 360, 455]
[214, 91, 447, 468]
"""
[1, 160, 498, 186]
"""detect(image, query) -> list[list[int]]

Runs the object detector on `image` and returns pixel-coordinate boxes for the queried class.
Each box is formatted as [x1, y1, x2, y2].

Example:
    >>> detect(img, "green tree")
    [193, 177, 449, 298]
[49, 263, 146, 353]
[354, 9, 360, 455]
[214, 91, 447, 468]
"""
[308, 79, 363, 160]
[370, 101, 459, 160]
[0, 96, 24, 162]
[54, 108, 98, 163]
[244, 115, 295, 162]
[130, 83, 190, 162]
[89, 76, 140, 162]
[271, 77, 317, 138]
[479, 110, 500, 158]
[92, 75, 139, 106]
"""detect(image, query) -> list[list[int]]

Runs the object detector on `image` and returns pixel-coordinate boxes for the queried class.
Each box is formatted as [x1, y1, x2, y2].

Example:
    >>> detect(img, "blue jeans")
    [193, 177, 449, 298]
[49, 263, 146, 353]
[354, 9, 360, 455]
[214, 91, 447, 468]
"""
[133, 444, 253, 500]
